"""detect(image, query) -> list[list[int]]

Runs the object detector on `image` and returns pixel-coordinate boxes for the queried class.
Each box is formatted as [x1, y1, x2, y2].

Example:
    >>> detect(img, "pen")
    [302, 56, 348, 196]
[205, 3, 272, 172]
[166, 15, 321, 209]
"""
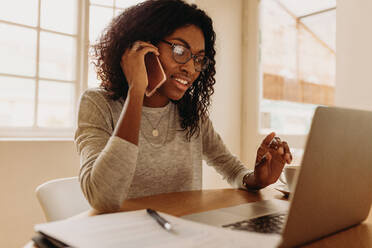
[146, 208, 172, 231]
[255, 155, 267, 168]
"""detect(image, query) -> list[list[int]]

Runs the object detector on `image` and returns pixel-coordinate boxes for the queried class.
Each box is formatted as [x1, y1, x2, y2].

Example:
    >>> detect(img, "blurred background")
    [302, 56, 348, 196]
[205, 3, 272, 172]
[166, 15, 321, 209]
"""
[1, 0, 371, 247]
[0, 0, 336, 158]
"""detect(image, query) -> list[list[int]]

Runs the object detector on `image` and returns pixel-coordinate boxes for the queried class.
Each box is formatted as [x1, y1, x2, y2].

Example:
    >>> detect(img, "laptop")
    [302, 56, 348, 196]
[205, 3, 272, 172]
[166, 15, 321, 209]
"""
[183, 106, 372, 247]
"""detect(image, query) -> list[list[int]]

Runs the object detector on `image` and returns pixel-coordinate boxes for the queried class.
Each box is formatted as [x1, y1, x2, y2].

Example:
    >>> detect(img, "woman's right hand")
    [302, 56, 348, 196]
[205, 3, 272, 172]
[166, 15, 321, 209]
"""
[120, 41, 160, 93]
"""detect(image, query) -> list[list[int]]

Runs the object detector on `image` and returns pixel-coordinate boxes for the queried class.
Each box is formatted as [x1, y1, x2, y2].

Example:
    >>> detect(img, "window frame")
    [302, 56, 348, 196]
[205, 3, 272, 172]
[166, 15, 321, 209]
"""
[0, 0, 88, 138]
[256, 0, 335, 160]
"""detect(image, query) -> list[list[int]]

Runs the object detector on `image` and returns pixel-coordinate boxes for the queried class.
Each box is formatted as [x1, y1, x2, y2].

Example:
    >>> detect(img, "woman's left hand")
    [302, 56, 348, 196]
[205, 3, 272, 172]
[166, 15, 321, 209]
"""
[251, 132, 292, 188]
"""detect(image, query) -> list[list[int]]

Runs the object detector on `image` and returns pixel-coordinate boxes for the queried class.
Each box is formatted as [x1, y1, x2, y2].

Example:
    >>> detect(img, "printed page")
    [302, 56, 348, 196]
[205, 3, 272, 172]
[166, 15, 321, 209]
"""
[35, 210, 281, 248]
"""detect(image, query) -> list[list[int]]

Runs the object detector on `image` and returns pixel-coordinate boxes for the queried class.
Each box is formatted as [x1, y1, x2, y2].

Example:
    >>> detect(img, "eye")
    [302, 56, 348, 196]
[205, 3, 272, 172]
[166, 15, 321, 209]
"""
[173, 45, 186, 56]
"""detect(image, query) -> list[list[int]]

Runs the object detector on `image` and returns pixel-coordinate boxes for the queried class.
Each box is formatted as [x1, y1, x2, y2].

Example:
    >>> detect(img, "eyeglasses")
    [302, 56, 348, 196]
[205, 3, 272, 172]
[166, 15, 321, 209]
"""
[161, 40, 210, 72]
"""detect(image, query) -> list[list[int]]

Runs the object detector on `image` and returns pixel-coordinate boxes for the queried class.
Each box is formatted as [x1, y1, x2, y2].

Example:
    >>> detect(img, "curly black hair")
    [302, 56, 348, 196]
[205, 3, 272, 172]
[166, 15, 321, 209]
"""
[91, 0, 216, 140]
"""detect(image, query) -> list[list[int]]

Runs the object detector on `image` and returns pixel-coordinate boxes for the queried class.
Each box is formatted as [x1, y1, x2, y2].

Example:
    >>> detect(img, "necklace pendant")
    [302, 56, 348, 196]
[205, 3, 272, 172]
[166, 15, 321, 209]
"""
[152, 129, 159, 137]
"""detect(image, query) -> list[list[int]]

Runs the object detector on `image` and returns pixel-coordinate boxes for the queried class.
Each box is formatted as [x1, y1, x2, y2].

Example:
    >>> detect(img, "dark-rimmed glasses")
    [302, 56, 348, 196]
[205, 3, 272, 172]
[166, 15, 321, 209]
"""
[161, 40, 210, 72]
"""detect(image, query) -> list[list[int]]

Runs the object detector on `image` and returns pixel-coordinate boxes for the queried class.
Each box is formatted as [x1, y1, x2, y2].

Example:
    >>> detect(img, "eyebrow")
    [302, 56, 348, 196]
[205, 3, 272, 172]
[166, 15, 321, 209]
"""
[170, 38, 205, 54]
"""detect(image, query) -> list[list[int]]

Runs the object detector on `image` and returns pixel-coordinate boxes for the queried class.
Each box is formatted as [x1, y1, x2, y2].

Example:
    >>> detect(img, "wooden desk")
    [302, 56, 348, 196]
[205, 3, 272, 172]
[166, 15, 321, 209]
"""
[29, 187, 372, 248]
[90, 186, 372, 248]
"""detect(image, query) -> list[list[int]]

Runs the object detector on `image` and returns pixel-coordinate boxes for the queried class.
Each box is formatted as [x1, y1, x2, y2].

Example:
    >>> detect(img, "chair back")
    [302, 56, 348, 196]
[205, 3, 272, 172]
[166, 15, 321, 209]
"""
[35, 177, 90, 222]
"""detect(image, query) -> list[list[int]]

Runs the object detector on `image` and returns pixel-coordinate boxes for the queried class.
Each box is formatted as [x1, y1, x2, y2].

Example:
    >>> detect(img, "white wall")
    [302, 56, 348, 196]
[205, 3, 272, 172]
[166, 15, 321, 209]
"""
[241, 0, 261, 166]
[8, 0, 369, 246]
[0, 2, 245, 246]
[336, 0, 372, 111]
[0, 140, 79, 247]
[195, 0, 244, 189]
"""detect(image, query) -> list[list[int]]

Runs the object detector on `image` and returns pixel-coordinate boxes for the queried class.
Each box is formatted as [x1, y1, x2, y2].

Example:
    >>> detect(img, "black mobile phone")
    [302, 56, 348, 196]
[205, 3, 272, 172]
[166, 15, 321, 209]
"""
[144, 52, 166, 97]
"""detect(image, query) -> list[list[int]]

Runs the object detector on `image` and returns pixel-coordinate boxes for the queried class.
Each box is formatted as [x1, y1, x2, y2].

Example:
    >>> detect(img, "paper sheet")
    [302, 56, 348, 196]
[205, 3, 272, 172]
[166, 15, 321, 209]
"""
[35, 210, 281, 248]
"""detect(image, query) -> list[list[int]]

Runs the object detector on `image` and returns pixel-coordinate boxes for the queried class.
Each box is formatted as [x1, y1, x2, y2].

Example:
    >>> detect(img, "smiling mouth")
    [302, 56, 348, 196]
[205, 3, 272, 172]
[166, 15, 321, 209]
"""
[173, 77, 189, 85]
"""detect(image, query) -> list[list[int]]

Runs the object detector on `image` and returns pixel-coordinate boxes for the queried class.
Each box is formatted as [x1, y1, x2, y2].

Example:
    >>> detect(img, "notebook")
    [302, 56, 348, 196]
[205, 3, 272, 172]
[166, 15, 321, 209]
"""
[34, 209, 282, 248]
[183, 106, 372, 247]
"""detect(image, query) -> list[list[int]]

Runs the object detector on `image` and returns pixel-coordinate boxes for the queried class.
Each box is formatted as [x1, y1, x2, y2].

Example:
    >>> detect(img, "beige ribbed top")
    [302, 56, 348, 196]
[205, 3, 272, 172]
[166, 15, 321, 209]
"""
[74, 88, 251, 212]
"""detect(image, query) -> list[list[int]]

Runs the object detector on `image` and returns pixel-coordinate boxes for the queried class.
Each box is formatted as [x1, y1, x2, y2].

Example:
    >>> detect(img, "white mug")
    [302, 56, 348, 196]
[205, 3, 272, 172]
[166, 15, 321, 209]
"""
[279, 165, 300, 192]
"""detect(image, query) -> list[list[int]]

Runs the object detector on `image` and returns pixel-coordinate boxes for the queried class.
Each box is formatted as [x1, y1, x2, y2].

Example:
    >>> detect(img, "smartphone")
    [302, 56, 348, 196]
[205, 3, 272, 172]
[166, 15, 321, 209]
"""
[144, 52, 167, 97]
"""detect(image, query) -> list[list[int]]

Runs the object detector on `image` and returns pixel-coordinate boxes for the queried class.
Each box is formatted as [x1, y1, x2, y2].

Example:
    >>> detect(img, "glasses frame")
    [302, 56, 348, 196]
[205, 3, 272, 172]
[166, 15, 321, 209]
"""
[160, 40, 210, 72]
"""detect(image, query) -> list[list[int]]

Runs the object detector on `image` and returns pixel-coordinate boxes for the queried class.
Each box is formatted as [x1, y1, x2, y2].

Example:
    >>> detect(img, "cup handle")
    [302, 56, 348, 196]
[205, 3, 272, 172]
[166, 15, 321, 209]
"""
[279, 172, 287, 185]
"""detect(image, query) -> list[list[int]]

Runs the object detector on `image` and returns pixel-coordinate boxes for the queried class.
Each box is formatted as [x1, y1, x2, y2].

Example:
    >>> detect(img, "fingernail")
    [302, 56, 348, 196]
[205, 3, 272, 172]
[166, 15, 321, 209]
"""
[278, 147, 284, 154]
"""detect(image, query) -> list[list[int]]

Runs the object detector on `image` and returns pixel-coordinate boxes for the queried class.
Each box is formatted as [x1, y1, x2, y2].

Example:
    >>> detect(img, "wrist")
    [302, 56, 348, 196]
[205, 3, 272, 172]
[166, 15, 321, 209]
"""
[128, 86, 146, 98]
[243, 172, 266, 190]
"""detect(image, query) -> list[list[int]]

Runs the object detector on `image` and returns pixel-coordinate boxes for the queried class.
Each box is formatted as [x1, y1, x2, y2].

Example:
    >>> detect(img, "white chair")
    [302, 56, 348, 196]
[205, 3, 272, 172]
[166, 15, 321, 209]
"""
[35, 176, 91, 222]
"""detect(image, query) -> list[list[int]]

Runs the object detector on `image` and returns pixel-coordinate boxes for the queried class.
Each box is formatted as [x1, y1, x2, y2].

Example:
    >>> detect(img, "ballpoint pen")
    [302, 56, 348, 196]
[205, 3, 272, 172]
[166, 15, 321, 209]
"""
[255, 154, 267, 168]
[146, 208, 173, 231]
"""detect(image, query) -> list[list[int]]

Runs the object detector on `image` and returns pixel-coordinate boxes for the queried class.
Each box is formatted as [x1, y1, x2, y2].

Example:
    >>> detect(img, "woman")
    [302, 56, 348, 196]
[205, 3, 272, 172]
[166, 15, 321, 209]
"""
[75, 0, 292, 212]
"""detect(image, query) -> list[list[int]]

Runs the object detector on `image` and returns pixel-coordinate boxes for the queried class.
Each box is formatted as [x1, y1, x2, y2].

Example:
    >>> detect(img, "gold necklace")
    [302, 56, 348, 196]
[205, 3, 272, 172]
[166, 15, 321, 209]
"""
[140, 104, 172, 148]
[142, 105, 170, 137]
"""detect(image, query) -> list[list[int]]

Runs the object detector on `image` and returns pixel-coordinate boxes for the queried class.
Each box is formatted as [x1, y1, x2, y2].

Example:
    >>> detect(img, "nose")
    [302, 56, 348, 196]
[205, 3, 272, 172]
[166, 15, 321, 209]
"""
[179, 58, 196, 75]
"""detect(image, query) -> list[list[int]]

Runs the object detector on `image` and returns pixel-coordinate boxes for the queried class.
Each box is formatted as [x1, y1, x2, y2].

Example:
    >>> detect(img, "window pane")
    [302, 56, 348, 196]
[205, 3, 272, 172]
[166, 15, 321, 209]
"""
[0, 0, 38, 26]
[261, 0, 297, 79]
[88, 62, 100, 88]
[289, 148, 304, 166]
[0, 24, 37, 76]
[39, 32, 76, 81]
[115, 8, 124, 17]
[260, 99, 316, 134]
[0, 76, 35, 127]
[277, 0, 336, 18]
[89, 6, 114, 43]
[298, 24, 336, 87]
[301, 10, 336, 51]
[115, 0, 144, 8]
[90, 0, 113, 7]
[37, 81, 74, 128]
[40, 0, 77, 34]
[260, 0, 336, 135]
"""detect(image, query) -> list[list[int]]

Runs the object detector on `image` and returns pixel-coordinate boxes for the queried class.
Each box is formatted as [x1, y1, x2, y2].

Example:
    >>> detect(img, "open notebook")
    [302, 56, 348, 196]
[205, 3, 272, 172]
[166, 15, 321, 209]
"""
[34, 209, 281, 248]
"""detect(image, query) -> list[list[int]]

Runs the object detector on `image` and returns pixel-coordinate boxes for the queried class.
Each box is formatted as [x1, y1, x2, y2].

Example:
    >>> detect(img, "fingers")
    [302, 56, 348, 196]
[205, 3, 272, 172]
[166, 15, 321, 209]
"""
[258, 133, 292, 166]
[129, 41, 159, 55]
[265, 152, 272, 164]
[269, 136, 284, 155]
[122, 41, 160, 65]
[283, 141, 292, 164]
[262, 132, 276, 146]
[120, 40, 160, 91]
[267, 135, 286, 164]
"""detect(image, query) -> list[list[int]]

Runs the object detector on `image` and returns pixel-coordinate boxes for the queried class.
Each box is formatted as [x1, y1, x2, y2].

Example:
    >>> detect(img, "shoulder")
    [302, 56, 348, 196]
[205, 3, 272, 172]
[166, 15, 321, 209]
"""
[79, 87, 123, 110]
[79, 87, 112, 104]
[76, 88, 123, 130]
[200, 115, 213, 133]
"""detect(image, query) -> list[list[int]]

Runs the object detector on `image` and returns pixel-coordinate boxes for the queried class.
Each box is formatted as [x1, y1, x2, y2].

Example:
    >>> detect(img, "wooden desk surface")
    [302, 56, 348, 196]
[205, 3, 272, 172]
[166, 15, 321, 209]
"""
[28, 187, 370, 248]
[88, 186, 372, 248]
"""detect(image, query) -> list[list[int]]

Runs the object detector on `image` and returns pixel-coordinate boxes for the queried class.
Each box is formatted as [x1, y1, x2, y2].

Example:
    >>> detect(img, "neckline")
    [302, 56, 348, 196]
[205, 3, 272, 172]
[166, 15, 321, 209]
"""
[142, 102, 172, 113]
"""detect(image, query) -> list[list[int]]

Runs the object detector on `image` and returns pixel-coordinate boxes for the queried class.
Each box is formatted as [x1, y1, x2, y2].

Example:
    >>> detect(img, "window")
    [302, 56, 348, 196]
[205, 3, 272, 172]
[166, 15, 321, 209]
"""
[259, 0, 336, 163]
[88, 0, 144, 88]
[0, 0, 143, 138]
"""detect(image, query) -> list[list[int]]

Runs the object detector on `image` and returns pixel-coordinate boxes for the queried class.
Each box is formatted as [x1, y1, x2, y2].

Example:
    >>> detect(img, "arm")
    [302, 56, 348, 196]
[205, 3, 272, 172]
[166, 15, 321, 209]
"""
[201, 117, 251, 189]
[76, 41, 160, 212]
[113, 88, 144, 145]
[75, 90, 139, 212]
[114, 41, 160, 145]
[201, 118, 292, 190]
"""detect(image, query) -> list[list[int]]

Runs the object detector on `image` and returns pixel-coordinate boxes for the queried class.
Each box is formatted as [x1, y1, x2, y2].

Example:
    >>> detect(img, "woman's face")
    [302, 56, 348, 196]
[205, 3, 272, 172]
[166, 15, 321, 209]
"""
[144, 25, 205, 107]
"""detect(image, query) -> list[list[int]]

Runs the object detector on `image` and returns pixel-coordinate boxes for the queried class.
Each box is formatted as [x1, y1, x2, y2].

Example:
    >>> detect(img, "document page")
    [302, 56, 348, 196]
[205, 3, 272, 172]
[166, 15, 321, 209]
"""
[35, 210, 281, 248]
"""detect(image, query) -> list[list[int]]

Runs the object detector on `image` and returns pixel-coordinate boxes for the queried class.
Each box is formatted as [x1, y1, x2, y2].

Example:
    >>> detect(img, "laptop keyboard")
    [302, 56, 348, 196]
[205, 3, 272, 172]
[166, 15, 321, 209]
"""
[221, 213, 287, 234]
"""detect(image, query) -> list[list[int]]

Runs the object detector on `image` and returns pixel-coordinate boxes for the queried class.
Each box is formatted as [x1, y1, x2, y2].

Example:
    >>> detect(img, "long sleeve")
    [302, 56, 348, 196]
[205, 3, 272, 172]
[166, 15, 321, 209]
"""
[201, 117, 251, 189]
[74, 89, 139, 212]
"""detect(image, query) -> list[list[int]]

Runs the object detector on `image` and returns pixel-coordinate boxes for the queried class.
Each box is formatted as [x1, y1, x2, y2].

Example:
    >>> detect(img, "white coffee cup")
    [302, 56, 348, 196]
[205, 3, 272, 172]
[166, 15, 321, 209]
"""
[279, 165, 300, 192]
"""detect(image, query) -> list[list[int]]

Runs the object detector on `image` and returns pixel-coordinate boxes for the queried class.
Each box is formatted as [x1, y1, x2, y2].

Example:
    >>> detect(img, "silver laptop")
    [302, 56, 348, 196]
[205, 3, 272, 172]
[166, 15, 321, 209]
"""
[183, 106, 372, 247]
